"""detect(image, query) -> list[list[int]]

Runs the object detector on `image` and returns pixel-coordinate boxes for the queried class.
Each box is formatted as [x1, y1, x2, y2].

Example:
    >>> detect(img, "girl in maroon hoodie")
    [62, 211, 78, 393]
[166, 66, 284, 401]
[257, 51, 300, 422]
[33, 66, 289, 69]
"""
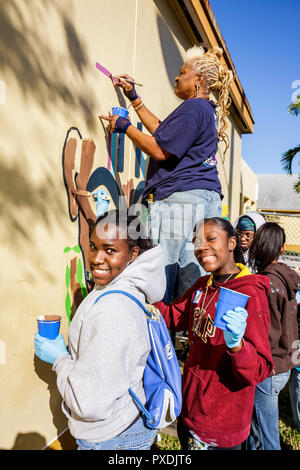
[246, 222, 300, 450]
[155, 217, 273, 450]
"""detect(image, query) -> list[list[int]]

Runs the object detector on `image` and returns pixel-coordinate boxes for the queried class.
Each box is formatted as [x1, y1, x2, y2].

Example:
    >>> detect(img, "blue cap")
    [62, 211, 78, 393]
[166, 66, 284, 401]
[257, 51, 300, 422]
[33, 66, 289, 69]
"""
[237, 216, 256, 232]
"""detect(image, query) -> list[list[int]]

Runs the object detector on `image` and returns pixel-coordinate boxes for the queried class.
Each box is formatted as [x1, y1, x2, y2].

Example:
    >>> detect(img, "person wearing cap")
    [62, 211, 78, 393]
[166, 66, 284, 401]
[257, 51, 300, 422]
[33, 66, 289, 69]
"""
[234, 212, 265, 266]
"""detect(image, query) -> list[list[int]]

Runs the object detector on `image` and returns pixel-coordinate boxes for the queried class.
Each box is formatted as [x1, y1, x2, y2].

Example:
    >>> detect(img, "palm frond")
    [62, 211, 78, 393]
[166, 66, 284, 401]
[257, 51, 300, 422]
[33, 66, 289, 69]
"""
[288, 96, 300, 116]
[281, 146, 300, 174]
[294, 176, 300, 195]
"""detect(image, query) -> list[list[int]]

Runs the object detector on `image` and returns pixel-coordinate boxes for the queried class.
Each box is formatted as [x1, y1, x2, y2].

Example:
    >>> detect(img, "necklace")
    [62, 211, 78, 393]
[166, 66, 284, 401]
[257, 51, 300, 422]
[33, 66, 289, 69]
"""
[192, 271, 236, 336]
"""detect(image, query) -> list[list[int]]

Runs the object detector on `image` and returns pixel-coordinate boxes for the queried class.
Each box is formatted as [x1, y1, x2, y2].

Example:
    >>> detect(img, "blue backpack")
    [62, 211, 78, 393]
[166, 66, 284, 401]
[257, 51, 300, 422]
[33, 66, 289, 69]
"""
[93, 290, 182, 429]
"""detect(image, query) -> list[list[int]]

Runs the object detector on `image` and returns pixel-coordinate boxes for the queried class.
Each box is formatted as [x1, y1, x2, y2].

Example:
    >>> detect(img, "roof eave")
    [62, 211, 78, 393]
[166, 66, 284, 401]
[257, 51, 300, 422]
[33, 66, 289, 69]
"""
[168, 0, 254, 134]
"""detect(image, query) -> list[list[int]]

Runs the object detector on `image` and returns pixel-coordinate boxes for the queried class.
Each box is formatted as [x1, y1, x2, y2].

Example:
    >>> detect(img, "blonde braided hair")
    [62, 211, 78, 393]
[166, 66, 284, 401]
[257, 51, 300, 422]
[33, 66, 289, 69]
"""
[185, 46, 235, 161]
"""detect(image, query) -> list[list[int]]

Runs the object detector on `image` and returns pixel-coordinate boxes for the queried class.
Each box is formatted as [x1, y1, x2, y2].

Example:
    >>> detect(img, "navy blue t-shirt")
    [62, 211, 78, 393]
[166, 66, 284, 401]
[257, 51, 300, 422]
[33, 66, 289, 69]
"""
[142, 98, 221, 202]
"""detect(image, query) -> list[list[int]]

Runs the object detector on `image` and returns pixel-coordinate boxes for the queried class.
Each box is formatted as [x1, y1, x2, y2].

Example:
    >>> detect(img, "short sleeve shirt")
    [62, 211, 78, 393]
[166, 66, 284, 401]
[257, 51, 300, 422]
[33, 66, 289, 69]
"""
[142, 98, 221, 202]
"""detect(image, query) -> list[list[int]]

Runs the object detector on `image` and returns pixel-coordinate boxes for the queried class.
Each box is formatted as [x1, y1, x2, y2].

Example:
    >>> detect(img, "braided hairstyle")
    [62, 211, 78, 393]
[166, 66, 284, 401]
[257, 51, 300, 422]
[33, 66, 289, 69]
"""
[91, 209, 154, 256]
[185, 46, 235, 162]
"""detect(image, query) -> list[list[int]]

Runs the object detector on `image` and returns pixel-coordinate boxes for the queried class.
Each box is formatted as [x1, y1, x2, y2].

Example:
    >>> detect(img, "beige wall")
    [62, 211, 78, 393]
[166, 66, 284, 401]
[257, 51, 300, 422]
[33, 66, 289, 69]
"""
[217, 128, 258, 223]
[216, 115, 243, 223]
[240, 159, 257, 213]
[0, 0, 252, 449]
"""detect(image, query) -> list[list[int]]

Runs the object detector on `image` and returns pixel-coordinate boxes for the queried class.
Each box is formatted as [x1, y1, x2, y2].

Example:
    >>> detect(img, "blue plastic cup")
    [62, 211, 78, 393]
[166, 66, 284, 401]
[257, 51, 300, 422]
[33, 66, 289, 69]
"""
[112, 106, 128, 118]
[37, 315, 61, 340]
[213, 287, 249, 331]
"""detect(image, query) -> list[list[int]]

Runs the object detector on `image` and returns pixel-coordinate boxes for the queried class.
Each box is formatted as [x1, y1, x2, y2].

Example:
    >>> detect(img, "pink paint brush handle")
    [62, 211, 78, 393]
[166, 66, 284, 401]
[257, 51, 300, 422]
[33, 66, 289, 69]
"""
[96, 62, 118, 84]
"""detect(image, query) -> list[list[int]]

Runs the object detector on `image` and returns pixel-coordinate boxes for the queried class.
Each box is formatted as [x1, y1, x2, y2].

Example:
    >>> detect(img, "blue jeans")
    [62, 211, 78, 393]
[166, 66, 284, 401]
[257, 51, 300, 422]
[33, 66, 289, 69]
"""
[246, 371, 291, 450]
[76, 415, 157, 450]
[289, 367, 300, 433]
[147, 189, 222, 303]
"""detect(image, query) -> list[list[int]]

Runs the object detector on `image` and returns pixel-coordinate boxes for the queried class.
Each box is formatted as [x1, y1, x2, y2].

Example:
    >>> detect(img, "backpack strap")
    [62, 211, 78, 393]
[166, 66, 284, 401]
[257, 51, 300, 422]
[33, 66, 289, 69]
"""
[93, 289, 151, 317]
[93, 289, 155, 424]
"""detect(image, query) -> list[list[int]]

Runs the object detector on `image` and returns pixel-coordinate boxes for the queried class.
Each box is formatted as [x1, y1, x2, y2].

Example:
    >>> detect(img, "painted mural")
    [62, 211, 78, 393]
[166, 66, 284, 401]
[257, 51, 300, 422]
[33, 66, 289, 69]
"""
[62, 125, 148, 320]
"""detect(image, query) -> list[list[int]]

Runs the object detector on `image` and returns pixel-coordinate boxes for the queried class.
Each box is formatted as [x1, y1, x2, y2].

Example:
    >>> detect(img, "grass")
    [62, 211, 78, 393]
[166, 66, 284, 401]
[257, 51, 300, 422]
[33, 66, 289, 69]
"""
[154, 432, 181, 451]
[279, 383, 300, 450]
[154, 383, 300, 451]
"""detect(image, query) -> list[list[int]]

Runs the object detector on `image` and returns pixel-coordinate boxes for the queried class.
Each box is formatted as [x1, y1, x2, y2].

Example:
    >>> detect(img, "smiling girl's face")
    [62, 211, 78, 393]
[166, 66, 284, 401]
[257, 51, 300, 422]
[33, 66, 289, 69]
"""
[193, 221, 237, 275]
[88, 222, 139, 286]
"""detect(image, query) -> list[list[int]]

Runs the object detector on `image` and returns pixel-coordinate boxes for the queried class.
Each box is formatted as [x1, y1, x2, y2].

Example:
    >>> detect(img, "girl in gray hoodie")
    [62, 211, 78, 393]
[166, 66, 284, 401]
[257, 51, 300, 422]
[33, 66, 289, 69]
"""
[34, 210, 166, 450]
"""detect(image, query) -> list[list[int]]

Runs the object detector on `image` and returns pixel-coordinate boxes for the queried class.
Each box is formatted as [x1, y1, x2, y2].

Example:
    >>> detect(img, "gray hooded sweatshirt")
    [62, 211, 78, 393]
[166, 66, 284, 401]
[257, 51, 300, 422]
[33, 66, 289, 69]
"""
[53, 245, 166, 442]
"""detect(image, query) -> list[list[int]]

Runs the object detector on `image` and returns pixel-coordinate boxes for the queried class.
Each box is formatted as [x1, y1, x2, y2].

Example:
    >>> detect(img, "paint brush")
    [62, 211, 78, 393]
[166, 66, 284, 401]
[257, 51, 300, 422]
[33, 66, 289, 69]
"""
[96, 62, 118, 84]
[96, 63, 143, 86]
[113, 76, 143, 87]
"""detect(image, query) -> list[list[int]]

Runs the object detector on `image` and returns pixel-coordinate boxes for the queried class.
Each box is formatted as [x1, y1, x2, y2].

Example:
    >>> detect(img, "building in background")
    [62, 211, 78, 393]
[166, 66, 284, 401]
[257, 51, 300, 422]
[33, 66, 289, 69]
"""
[0, 0, 256, 449]
[257, 174, 300, 254]
[240, 158, 258, 214]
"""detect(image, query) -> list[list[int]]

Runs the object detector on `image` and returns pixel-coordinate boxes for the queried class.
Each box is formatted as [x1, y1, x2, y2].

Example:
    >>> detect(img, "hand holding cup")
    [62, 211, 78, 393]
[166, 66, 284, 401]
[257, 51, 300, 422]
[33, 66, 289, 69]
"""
[222, 307, 248, 350]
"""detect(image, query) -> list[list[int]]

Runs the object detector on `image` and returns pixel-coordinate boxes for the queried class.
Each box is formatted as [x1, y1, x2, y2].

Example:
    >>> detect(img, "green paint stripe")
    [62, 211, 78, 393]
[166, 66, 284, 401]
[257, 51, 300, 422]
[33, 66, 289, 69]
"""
[65, 265, 70, 288]
[65, 292, 72, 324]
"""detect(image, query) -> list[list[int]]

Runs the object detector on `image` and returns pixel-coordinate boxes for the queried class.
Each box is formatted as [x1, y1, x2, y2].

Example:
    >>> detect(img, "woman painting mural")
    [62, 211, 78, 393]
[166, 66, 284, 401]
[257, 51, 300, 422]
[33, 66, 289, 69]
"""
[101, 46, 234, 303]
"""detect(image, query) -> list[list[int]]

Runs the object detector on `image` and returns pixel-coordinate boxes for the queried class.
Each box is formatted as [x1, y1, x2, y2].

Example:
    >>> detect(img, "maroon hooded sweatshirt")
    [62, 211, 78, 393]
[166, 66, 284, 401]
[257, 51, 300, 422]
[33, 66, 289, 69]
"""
[261, 262, 300, 375]
[155, 265, 273, 448]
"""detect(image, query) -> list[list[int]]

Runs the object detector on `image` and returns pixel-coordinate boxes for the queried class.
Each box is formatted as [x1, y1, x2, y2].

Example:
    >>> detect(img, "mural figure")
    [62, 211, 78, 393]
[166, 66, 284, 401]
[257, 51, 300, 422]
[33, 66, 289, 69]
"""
[62, 125, 148, 318]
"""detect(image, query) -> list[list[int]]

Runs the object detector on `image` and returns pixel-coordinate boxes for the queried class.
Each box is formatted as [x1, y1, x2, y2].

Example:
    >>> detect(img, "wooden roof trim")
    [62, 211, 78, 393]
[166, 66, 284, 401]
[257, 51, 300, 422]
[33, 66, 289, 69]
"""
[173, 0, 254, 133]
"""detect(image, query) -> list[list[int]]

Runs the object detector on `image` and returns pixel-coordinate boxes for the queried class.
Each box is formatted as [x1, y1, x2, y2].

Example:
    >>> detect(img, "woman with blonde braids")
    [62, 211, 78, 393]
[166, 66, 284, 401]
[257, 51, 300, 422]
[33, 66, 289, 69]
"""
[101, 46, 234, 303]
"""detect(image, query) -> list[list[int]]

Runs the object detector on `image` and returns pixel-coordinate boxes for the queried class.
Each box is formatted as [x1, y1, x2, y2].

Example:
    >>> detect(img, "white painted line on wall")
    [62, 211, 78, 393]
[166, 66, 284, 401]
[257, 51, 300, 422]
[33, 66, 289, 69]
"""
[0, 340, 6, 364]
[132, 0, 138, 77]
[0, 80, 6, 104]
[129, 0, 139, 167]
[41, 427, 69, 450]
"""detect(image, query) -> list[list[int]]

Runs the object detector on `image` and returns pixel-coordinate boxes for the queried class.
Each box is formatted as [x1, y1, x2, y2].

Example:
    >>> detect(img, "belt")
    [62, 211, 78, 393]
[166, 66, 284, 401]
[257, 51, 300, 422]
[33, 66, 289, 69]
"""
[147, 193, 154, 204]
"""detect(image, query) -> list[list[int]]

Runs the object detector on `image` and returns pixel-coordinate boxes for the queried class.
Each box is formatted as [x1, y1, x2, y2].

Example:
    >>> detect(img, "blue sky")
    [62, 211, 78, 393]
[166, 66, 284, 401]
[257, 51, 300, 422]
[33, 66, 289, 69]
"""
[209, 0, 300, 175]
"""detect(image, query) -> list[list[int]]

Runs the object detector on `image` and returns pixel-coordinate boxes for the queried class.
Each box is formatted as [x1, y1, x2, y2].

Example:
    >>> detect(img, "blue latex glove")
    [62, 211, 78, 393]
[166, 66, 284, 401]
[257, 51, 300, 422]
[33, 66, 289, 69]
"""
[222, 307, 248, 349]
[114, 116, 132, 133]
[34, 333, 69, 364]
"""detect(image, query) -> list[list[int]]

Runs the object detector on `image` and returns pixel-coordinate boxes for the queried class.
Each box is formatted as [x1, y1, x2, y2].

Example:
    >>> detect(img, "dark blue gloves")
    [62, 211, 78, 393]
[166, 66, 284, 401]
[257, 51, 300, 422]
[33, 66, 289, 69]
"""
[123, 84, 139, 101]
[114, 116, 132, 133]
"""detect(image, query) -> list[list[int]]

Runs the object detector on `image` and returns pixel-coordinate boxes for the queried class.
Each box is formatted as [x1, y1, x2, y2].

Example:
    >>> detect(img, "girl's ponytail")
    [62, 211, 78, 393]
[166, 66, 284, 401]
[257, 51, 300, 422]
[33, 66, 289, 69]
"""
[233, 236, 246, 265]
